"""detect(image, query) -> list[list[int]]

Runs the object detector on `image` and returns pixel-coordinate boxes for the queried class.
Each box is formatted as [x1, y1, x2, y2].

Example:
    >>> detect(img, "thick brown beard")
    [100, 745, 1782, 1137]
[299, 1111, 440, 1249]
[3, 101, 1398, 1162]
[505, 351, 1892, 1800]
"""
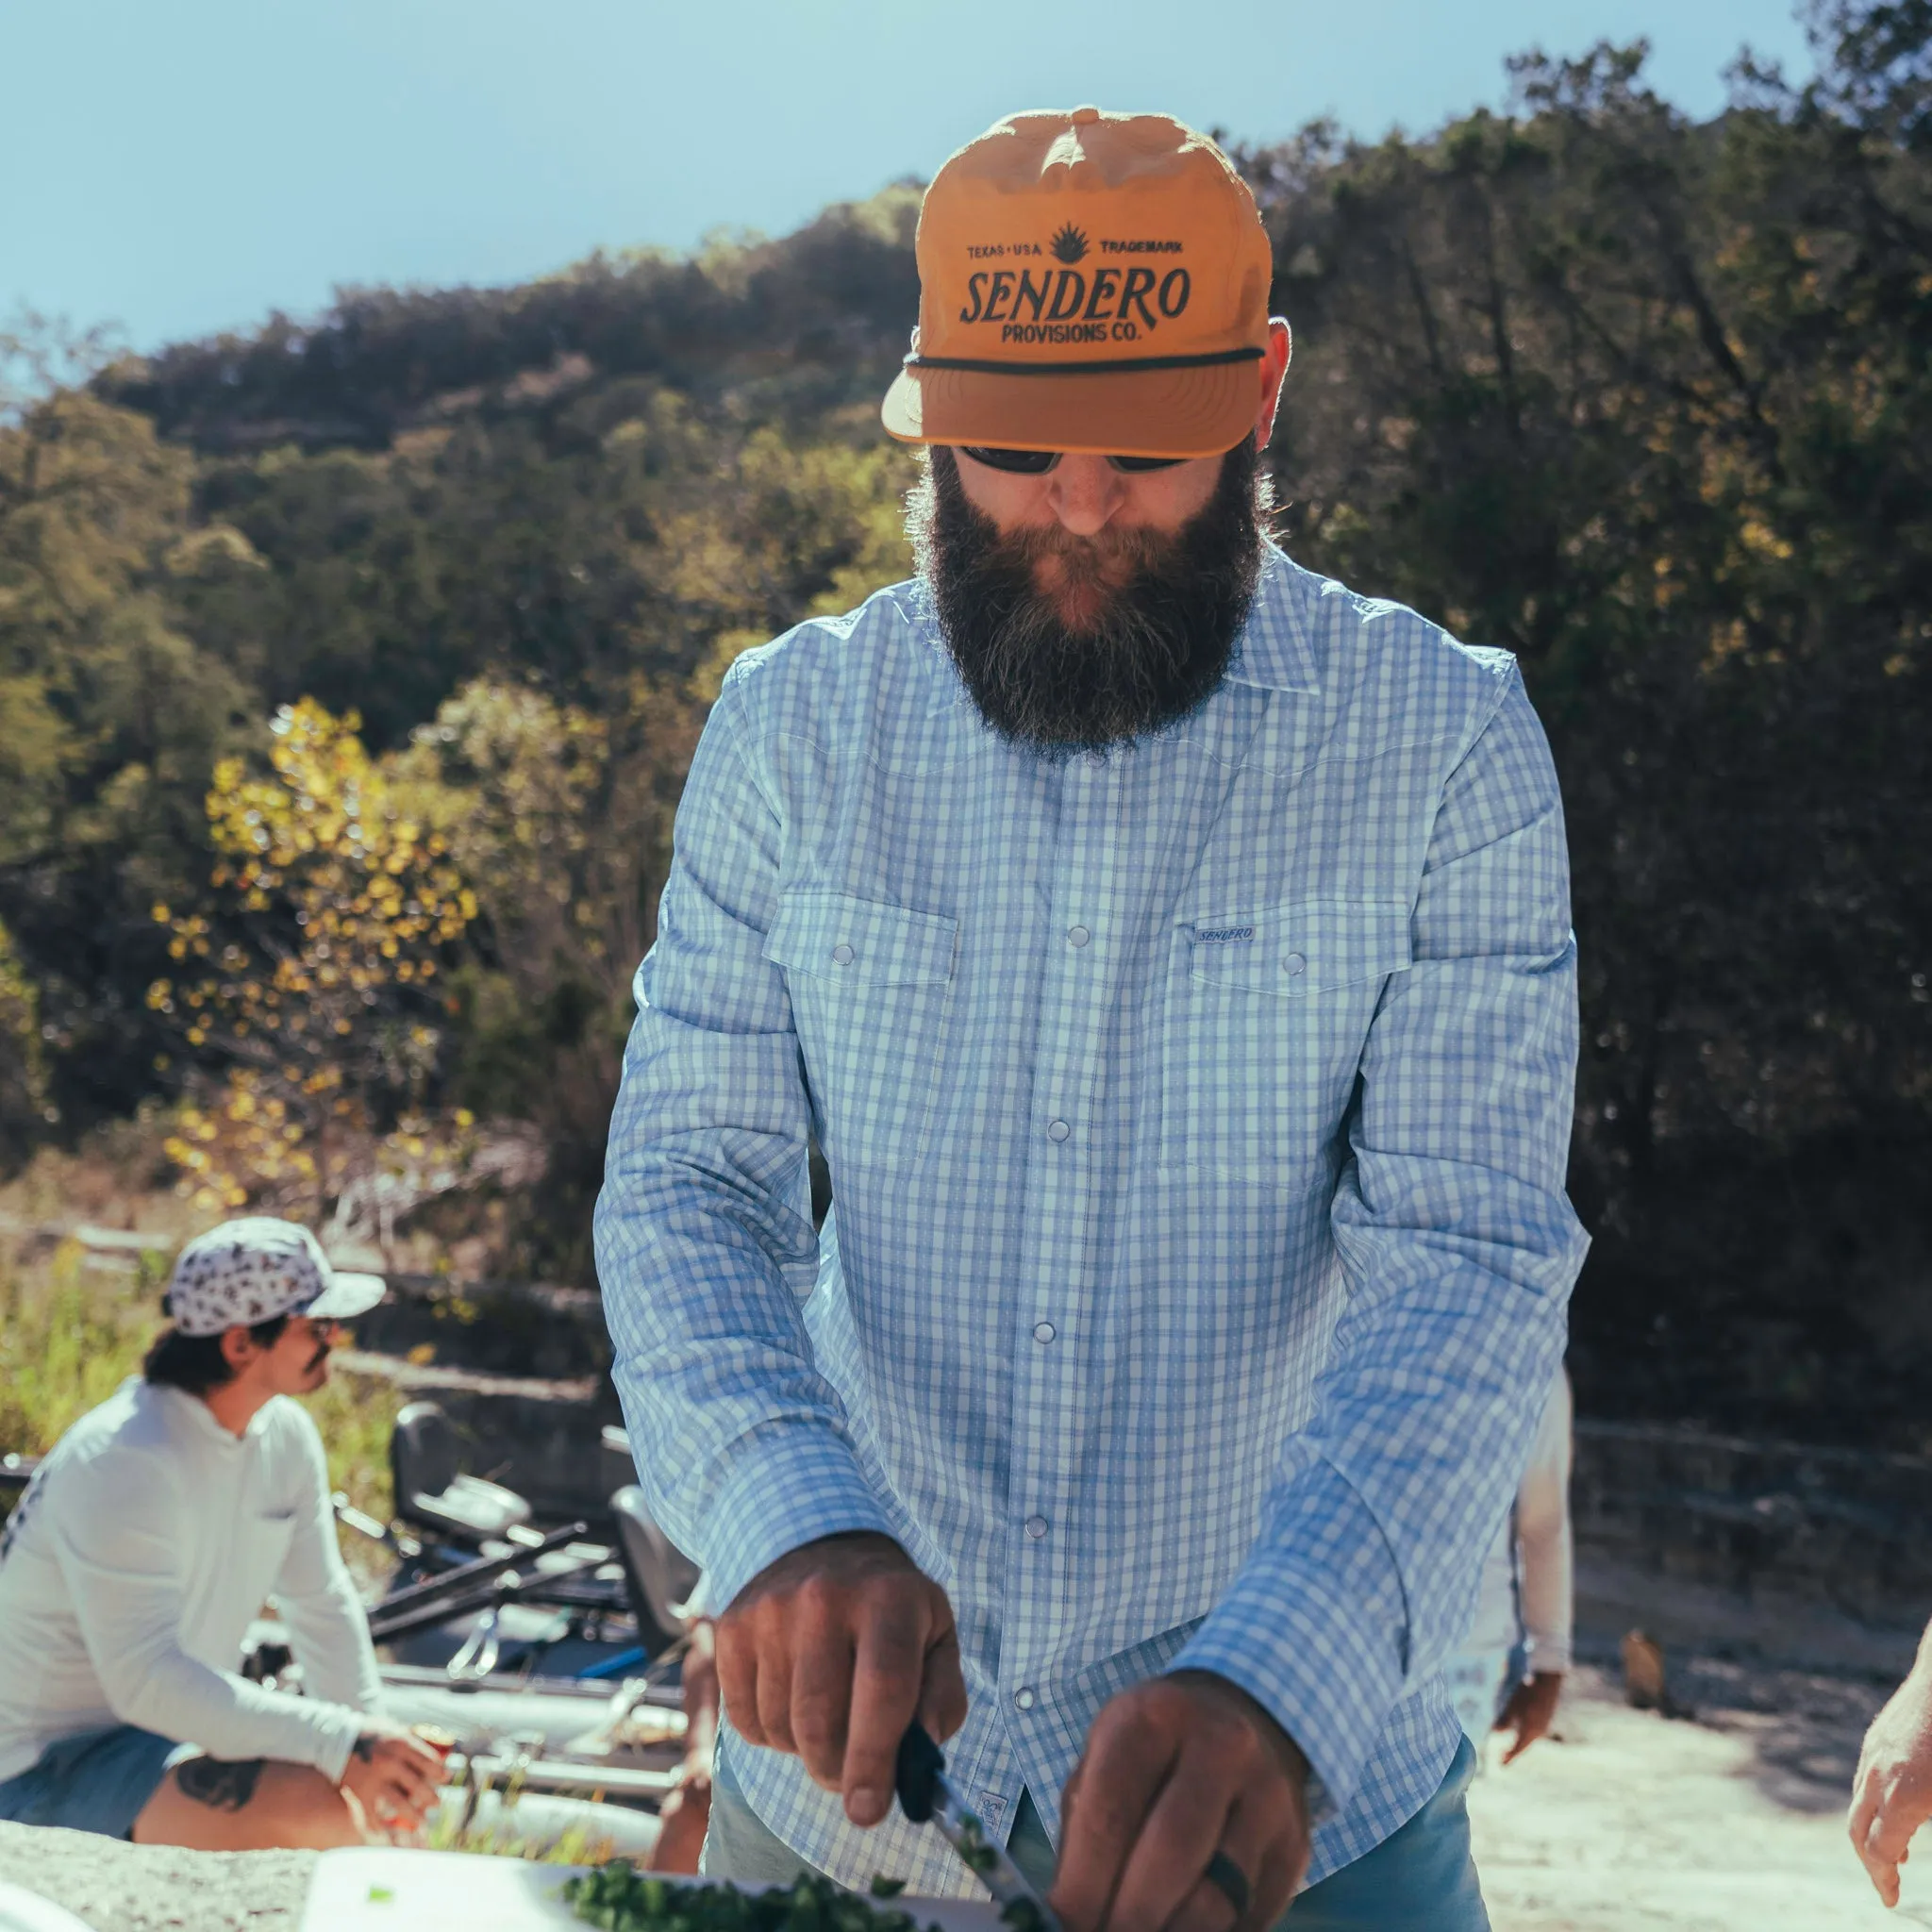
[907, 441, 1271, 758]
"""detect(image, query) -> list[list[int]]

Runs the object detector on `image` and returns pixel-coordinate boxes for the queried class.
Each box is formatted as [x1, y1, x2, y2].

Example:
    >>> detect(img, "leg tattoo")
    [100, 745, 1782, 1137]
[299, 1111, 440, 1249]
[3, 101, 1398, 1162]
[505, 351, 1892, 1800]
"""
[175, 1756, 266, 1812]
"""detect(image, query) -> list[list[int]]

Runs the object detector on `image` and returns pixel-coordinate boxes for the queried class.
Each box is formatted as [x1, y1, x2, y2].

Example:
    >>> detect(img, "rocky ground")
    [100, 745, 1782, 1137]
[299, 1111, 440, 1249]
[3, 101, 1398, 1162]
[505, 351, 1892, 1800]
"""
[0, 1824, 312, 1931]
[1470, 1657, 1924, 1929]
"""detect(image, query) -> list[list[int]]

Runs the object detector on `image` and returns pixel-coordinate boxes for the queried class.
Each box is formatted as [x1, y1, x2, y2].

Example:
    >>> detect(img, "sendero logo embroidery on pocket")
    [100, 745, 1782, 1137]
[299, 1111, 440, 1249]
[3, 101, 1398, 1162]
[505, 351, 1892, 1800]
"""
[1193, 924, 1256, 945]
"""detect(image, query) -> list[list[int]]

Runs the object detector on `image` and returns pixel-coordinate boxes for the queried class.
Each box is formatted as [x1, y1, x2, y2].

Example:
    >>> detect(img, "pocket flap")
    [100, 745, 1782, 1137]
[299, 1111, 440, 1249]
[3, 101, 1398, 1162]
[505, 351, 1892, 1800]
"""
[1184, 897, 1412, 997]
[765, 891, 958, 986]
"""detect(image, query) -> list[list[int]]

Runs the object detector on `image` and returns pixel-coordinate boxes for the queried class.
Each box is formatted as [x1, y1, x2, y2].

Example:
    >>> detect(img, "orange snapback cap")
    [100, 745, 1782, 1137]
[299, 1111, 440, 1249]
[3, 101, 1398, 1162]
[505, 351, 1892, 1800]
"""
[882, 107, 1275, 460]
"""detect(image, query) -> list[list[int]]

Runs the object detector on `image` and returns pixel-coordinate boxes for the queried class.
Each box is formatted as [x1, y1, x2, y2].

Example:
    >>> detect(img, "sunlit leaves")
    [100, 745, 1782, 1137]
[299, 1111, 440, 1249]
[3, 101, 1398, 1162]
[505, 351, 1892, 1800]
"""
[147, 699, 479, 1223]
[0, 917, 48, 1148]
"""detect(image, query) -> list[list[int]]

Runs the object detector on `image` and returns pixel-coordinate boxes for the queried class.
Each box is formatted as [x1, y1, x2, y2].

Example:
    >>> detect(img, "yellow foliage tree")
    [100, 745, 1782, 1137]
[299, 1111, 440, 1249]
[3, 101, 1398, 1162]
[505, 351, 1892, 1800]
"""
[0, 915, 48, 1158]
[148, 698, 478, 1232]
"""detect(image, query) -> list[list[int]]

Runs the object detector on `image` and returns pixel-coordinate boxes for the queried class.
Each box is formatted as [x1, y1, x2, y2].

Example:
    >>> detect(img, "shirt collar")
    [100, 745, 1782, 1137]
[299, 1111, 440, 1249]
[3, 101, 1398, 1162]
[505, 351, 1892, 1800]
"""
[1223, 544, 1322, 695]
[147, 1377, 275, 1447]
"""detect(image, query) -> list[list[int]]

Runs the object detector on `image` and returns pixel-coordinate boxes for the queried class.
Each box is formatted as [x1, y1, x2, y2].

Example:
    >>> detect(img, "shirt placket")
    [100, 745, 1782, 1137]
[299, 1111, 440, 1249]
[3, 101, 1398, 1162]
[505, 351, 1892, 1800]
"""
[1000, 748, 1131, 1803]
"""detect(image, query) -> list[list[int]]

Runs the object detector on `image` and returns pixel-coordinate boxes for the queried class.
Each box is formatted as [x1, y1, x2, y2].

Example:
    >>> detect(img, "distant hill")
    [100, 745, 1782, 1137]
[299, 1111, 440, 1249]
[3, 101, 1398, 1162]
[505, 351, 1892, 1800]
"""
[97, 186, 924, 455]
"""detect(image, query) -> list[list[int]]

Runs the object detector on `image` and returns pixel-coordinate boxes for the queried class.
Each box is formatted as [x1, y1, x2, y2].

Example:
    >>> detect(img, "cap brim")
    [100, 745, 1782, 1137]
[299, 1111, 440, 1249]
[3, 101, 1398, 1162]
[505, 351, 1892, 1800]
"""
[302, 1272, 388, 1323]
[881, 358, 1259, 460]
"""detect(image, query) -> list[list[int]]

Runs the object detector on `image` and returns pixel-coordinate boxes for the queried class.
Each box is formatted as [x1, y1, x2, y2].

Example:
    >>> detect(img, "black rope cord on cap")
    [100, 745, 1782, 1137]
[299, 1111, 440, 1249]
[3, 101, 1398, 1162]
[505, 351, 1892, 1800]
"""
[904, 345, 1265, 376]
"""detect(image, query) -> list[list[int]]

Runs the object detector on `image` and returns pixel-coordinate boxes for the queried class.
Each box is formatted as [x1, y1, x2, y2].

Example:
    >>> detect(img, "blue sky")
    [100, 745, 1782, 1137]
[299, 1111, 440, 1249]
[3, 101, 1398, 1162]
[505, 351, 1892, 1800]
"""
[2, 0, 1815, 354]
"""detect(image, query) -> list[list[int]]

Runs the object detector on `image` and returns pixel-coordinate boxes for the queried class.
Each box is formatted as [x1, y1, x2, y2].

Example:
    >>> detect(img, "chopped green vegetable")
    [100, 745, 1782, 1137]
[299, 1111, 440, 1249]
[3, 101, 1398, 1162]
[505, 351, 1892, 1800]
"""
[562, 1866, 933, 1932]
[998, 1901, 1045, 1932]
[951, 1814, 1000, 1877]
[867, 1879, 907, 1900]
[367, 1886, 394, 1904]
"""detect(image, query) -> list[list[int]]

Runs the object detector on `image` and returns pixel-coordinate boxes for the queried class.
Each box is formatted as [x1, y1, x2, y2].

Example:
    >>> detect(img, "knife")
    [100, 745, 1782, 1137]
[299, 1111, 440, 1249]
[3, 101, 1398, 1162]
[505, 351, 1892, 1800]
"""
[894, 1721, 1063, 1932]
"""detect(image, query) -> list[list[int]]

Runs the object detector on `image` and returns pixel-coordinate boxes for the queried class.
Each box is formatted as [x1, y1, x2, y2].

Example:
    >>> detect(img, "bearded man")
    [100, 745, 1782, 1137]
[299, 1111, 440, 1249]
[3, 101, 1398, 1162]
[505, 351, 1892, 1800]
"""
[596, 108, 1586, 1931]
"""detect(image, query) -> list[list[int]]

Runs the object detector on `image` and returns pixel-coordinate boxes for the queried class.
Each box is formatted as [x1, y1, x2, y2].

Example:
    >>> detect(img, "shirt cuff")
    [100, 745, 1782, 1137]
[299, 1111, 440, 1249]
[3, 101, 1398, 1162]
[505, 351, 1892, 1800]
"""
[701, 1424, 898, 1614]
[1527, 1634, 1572, 1674]
[306, 1701, 366, 1784]
[1168, 1459, 1408, 1823]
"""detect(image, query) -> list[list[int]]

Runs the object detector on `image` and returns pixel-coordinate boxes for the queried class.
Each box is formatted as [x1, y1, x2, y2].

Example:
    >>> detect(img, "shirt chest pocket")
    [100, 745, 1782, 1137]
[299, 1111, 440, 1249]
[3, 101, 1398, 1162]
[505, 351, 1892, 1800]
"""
[764, 891, 959, 1172]
[1157, 897, 1413, 1178]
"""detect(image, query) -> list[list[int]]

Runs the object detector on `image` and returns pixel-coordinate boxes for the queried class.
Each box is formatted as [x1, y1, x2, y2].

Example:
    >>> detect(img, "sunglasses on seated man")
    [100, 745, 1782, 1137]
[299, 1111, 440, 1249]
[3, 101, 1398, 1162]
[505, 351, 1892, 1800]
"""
[957, 444, 1188, 475]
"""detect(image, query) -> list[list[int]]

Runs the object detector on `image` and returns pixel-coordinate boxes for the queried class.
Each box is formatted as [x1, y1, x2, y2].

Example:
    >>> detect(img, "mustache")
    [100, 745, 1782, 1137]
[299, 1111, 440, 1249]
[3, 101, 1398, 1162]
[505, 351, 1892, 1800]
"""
[983, 518, 1175, 607]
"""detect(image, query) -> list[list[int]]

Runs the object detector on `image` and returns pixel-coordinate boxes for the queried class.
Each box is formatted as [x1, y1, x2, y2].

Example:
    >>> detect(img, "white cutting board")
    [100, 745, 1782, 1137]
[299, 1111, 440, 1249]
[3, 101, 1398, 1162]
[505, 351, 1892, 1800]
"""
[301, 1848, 583, 1929]
[301, 1848, 1008, 1932]
[0, 1880, 98, 1932]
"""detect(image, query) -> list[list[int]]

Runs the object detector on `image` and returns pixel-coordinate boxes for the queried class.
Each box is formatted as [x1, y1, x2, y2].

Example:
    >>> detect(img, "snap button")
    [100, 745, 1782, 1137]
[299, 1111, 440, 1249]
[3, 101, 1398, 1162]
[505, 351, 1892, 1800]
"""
[1014, 1687, 1037, 1711]
[1282, 953, 1307, 976]
[1033, 1321, 1057, 1344]
[831, 943, 855, 966]
[1046, 1119, 1070, 1142]
[1024, 1515, 1048, 1540]
[1067, 925, 1091, 948]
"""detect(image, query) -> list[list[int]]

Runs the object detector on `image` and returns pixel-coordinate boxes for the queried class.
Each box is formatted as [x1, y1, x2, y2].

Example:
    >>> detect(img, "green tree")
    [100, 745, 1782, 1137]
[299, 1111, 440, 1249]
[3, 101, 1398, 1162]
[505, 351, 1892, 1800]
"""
[1239, 8, 1932, 1430]
[0, 317, 250, 1136]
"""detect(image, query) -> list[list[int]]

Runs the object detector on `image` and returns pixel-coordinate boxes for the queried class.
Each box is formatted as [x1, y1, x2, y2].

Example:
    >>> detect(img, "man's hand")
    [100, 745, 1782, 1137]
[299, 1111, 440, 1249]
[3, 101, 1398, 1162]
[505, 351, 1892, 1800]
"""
[1495, 1671, 1563, 1765]
[715, 1531, 965, 1828]
[338, 1722, 446, 1836]
[1052, 1671, 1310, 1932]
[1851, 1662, 1932, 1907]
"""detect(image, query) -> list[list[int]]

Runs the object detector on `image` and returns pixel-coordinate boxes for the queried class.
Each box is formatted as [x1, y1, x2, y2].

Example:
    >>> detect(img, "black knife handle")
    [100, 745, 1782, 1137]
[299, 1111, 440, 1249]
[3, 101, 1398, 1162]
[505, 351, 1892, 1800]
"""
[895, 1720, 945, 1824]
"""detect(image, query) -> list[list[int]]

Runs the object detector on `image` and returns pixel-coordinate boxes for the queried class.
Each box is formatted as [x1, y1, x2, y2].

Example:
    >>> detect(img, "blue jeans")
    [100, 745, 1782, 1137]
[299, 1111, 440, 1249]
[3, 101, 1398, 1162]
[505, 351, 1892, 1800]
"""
[704, 1740, 1489, 1931]
[0, 1725, 182, 1840]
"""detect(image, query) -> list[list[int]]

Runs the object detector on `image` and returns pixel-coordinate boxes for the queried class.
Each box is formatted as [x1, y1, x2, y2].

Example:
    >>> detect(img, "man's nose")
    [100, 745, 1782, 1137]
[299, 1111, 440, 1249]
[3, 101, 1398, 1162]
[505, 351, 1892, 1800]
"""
[1046, 454, 1127, 537]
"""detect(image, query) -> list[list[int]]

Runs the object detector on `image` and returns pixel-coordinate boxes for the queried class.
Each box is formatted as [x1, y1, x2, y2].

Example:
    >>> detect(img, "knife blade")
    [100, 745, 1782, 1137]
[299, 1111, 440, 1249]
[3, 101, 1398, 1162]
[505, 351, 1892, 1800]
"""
[895, 1721, 1063, 1932]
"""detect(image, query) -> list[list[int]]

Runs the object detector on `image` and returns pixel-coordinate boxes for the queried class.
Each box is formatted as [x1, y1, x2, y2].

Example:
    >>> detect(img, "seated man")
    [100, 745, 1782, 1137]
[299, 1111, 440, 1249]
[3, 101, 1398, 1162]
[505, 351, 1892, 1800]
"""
[0, 1216, 444, 1847]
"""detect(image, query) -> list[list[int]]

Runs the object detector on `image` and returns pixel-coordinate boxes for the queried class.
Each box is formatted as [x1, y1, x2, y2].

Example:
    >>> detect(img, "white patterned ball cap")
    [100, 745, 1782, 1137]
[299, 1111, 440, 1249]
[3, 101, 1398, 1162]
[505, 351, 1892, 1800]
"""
[165, 1216, 387, 1338]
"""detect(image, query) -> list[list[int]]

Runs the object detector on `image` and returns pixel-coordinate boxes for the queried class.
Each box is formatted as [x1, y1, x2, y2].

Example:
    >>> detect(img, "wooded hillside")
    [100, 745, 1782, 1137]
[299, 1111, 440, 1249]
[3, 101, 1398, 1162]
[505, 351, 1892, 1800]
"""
[4, 5, 1929, 1444]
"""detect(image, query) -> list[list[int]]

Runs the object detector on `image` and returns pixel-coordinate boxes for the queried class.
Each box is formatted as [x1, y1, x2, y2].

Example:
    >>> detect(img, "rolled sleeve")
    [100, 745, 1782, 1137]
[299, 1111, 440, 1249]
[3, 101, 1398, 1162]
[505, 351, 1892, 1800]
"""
[1173, 666, 1589, 1812]
[1515, 1370, 1575, 1673]
[594, 664, 891, 1610]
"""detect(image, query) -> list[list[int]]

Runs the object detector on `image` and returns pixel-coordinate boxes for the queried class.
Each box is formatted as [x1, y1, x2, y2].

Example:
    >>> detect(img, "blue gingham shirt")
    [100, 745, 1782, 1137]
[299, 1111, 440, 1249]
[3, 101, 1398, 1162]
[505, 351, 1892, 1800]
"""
[595, 544, 1587, 1893]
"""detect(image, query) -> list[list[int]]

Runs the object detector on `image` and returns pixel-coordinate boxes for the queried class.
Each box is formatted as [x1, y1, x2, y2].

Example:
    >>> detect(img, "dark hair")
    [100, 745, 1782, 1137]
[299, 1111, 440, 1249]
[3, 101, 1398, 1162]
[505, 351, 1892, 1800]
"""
[142, 1314, 291, 1395]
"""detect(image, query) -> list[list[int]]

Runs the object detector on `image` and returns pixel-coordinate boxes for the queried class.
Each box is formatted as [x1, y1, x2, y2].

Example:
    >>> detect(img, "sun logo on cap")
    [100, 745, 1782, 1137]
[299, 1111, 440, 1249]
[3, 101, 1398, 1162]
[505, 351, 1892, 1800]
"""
[1050, 223, 1090, 265]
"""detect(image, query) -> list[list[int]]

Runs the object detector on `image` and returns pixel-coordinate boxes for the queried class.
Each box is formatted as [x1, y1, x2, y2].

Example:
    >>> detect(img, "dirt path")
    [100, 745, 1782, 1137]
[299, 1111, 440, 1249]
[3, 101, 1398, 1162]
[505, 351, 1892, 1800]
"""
[1470, 1660, 1930, 1930]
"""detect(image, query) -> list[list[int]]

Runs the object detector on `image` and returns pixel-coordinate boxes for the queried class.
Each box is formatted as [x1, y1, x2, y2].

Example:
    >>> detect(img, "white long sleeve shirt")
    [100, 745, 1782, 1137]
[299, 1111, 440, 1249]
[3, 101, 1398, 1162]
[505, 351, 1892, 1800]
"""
[1463, 1366, 1574, 1672]
[0, 1377, 382, 1784]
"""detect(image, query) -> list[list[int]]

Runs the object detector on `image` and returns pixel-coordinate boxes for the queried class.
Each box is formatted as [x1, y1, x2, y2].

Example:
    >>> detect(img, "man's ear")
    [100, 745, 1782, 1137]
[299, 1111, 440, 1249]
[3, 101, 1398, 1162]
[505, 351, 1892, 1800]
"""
[219, 1325, 258, 1373]
[1254, 317, 1292, 448]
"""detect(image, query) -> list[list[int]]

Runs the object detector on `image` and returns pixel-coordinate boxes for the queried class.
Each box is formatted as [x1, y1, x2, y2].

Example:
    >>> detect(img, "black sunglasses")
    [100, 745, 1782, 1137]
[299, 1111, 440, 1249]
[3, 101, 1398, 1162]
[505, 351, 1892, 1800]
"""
[958, 445, 1188, 475]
